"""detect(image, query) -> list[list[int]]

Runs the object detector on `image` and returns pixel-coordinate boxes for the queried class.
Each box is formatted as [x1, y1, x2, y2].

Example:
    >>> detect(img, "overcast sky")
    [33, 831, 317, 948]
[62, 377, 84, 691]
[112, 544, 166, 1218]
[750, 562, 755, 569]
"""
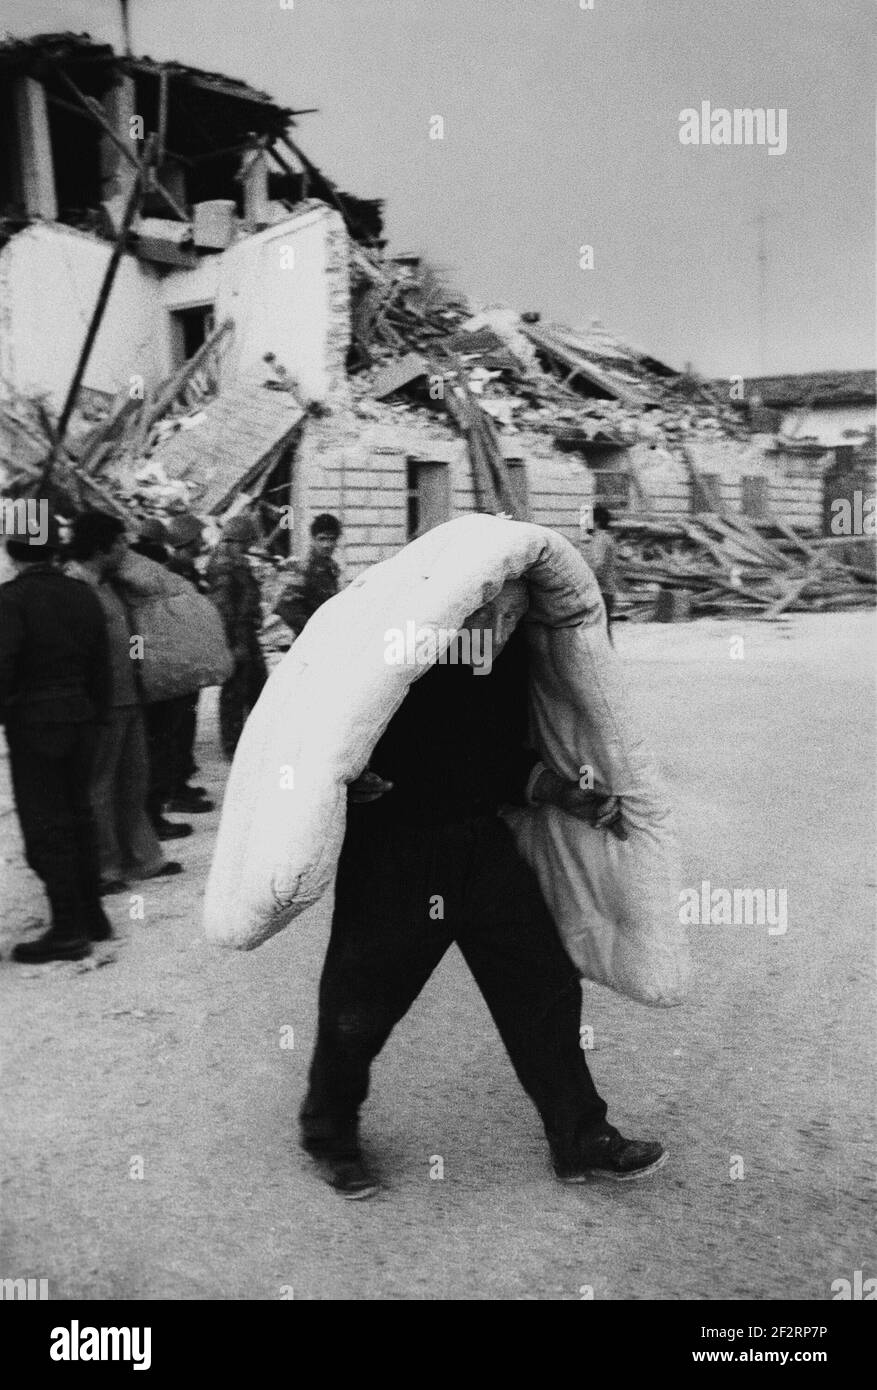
[4, 0, 874, 376]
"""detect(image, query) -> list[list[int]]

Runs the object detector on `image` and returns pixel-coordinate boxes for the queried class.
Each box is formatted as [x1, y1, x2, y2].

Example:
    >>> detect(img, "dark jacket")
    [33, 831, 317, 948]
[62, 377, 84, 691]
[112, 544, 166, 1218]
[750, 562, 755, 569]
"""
[352, 627, 537, 829]
[0, 563, 110, 726]
[274, 552, 340, 637]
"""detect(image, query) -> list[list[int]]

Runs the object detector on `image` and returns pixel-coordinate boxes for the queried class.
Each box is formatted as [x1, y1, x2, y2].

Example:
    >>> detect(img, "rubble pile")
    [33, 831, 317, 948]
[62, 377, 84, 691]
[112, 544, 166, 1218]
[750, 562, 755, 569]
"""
[348, 247, 749, 457]
[614, 511, 876, 619]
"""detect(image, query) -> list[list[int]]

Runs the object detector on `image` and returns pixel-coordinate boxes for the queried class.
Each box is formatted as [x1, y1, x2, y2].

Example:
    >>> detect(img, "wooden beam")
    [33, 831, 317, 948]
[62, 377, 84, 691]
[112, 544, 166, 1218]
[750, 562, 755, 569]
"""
[156, 66, 169, 167]
[140, 317, 233, 429]
[51, 163, 146, 461]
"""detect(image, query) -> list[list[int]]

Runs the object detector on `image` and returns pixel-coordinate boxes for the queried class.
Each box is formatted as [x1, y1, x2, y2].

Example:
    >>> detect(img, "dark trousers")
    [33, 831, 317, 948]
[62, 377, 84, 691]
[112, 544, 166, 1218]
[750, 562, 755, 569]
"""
[144, 694, 200, 820]
[219, 649, 267, 758]
[602, 591, 616, 645]
[301, 815, 608, 1166]
[6, 720, 102, 939]
[178, 692, 199, 782]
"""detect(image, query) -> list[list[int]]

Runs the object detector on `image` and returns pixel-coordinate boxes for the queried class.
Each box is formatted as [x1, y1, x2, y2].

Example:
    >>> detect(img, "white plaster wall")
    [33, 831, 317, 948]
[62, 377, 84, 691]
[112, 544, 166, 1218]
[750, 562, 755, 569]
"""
[0, 224, 172, 406]
[162, 204, 349, 404]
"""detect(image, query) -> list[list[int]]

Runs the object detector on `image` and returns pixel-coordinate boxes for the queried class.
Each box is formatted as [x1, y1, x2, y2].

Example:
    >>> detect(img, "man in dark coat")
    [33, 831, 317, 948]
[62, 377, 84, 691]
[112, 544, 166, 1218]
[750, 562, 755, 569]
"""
[206, 513, 267, 758]
[299, 594, 665, 1198]
[274, 513, 342, 640]
[0, 521, 112, 962]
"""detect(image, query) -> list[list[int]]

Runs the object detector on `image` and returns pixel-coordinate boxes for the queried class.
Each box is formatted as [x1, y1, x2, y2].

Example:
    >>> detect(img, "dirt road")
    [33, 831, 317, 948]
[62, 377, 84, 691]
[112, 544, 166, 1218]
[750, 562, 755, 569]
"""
[1, 613, 874, 1300]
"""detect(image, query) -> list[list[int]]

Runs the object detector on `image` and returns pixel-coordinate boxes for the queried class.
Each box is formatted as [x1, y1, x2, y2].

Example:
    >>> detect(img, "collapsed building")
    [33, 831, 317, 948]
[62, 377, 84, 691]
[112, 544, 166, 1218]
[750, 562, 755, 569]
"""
[0, 31, 873, 619]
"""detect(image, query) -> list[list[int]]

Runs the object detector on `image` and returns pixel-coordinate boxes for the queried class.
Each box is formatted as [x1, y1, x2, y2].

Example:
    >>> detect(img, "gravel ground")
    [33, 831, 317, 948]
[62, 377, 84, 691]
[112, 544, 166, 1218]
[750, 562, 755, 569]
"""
[0, 613, 874, 1300]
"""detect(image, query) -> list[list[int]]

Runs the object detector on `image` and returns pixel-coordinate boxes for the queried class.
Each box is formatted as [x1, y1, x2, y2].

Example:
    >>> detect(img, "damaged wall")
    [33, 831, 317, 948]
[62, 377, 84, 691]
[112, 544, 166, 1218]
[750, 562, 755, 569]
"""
[160, 202, 350, 404]
[0, 202, 350, 420]
[294, 405, 596, 577]
[0, 222, 172, 405]
[624, 435, 831, 528]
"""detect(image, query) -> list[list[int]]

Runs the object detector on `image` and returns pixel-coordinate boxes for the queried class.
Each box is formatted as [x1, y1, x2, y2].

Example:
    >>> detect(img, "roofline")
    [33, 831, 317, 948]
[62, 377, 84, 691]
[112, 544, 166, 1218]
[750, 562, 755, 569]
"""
[0, 31, 299, 119]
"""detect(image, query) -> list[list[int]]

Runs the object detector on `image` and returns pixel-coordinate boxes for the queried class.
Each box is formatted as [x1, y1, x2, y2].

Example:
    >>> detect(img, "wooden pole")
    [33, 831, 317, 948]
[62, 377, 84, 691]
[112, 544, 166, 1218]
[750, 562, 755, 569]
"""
[50, 164, 145, 460]
[157, 66, 169, 167]
[119, 0, 133, 56]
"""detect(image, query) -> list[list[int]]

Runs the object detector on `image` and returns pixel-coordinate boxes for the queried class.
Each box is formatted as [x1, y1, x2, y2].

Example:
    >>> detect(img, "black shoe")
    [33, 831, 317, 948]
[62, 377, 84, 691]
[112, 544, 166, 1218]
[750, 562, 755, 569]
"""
[311, 1152, 381, 1200]
[155, 818, 193, 840]
[554, 1128, 668, 1184]
[99, 878, 130, 896]
[85, 903, 114, 942]
[141, 861, 184, 881]
[165, 793, 215, 814]
[12, 930, 92, 964]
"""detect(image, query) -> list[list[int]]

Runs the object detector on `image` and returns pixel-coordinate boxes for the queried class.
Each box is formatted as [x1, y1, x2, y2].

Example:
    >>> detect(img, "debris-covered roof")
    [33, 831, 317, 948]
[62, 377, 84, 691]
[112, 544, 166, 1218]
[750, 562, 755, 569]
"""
[126, 374, 304, 514]
[347, 246, 748, 453]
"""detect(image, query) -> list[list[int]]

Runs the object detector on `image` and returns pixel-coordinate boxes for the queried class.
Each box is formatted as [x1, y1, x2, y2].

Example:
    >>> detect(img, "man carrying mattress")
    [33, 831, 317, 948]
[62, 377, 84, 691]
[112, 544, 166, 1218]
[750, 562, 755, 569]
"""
[299, 586, 667, 1198]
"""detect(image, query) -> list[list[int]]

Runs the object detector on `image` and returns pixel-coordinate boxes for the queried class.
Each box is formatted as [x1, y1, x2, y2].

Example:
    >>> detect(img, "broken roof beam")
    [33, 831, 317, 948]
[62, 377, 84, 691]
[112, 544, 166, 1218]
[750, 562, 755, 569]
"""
[520, 321, 651, 407]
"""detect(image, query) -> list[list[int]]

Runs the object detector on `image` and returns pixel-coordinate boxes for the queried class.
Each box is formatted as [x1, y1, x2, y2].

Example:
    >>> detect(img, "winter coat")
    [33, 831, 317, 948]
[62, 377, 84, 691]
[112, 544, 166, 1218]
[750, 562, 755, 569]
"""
[113, 550, 233, 702]
[203, 514, 690, 1007]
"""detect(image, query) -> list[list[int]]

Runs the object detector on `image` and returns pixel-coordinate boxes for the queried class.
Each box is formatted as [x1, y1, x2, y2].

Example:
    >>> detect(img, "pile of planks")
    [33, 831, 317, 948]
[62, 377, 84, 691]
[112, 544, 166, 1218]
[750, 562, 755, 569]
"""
[349, 250, 470, 366]
[614, 511, 876, 619]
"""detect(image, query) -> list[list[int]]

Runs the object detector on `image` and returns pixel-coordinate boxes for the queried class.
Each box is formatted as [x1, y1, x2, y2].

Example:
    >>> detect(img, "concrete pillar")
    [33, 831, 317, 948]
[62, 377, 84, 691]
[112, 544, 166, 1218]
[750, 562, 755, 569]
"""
[241, 149, 271, 228]
[100, 74, 138, 227]
[11, 77, 57, 220]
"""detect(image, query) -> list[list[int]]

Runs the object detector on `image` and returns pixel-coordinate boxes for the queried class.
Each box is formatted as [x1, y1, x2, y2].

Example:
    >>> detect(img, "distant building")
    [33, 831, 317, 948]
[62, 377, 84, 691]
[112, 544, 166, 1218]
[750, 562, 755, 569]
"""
[719, 370, 875, 449]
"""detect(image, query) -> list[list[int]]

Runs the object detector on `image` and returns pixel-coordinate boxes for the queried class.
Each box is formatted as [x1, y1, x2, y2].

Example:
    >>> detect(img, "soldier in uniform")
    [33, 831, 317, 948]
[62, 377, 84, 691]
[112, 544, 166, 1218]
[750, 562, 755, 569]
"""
[0, 518, 113, 962]
[274, 513, 343, 640]
[206, 513, 267, 758]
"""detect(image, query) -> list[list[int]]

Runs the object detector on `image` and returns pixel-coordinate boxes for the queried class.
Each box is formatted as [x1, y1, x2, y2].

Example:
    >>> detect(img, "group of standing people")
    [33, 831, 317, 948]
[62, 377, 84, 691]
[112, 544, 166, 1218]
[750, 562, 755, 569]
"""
[0, 506, 345, 965]
[3, 496, 658, 1197]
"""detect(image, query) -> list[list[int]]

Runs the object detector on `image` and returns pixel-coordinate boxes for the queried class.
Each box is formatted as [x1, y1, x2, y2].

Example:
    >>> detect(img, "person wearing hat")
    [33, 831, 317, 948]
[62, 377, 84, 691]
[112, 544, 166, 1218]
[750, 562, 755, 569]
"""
[132, 516, 170, 566]
[206, 512, 267, 758]
[274, 513, 343, 641]
[0, 514, 113, 962]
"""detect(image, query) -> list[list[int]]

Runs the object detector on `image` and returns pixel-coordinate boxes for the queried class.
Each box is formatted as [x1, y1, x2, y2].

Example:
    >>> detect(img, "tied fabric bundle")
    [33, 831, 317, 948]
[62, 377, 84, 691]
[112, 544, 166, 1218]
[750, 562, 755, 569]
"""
[114, 550, 233, 701]
[204, 514, 690, 1007]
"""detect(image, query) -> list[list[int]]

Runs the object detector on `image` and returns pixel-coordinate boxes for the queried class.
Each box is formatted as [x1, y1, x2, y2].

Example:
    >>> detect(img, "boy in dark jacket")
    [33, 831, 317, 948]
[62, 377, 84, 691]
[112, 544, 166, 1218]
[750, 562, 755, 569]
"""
[274, 513, 342, 640]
